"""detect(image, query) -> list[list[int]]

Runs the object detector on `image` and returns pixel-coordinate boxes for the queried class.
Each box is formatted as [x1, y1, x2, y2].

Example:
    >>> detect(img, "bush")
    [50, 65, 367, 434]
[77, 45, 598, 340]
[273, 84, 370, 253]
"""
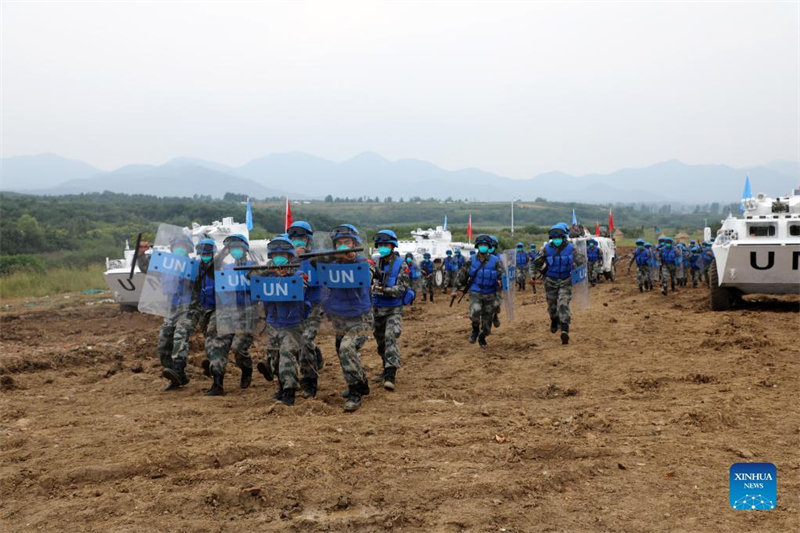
[0, 264, 106, 299]
[0, 254, 46, 276]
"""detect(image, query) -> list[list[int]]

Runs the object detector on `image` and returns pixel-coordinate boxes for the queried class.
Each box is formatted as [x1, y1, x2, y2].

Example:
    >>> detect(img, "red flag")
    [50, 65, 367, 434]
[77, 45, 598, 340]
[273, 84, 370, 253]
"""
[595, 222, 600, 236]
[467, 214, 473, 243]
[608, 208, 614, 233]
[284, 197, 293, 231]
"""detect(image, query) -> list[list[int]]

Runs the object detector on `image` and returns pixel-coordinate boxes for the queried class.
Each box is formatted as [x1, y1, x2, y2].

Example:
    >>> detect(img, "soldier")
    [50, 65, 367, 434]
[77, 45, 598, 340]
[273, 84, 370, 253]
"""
[700, 242, 714, 285]
[138, 234, 213, 392]
[586, 238, 604, 287]
[419, 252, 435, 302]
[515, 242, 529, 291]
[627, 238, 651, 292]
[528, 243, 539, 294]
[442, 250, 457, 293]
[259, 237, 311, 406]
[658, 236, 678, 295]
[323, 224, 372, 412]
[371, 230, 411, 391]
[689, 245, 703, 288]
[532, 223, 585, 345]
[404, 252, 422, 304]
[452, 234, 505, 348]
[488, 235, 503, 328]
[286, 221, 324, 398]
[204, 234, 257, 396]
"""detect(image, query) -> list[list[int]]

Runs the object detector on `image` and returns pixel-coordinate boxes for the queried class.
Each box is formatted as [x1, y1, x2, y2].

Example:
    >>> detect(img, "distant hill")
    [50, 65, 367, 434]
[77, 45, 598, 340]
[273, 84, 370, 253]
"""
[1, 152, 797, 204]
[0, 153, 101, 190]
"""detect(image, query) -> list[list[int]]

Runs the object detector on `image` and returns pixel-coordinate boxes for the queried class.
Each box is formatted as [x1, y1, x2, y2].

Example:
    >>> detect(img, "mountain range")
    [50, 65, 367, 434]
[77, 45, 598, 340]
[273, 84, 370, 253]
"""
[1, 152, 797, 204]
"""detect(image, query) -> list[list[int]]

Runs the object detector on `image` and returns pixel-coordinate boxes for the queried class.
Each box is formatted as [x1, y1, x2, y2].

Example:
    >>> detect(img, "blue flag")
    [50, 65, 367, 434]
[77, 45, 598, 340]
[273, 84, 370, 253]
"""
[741, 175, 751, 212]
[571, 209, 578, 226]
[443, 215, 447, 231]
[246, 198, 254, 231]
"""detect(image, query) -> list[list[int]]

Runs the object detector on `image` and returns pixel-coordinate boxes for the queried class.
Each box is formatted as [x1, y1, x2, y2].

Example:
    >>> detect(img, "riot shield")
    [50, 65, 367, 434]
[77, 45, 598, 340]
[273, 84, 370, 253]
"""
[138, 224, 199, 317]
[319, 250, 374, 337]
[499, 252, 516, 321]
[571, 239, 589, 309]
[214, 245, 265, 337]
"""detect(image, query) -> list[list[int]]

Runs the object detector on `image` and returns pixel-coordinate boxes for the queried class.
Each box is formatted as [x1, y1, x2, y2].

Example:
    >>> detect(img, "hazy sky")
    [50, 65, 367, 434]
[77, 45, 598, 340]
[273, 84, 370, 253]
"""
[2, 1, 798, 177]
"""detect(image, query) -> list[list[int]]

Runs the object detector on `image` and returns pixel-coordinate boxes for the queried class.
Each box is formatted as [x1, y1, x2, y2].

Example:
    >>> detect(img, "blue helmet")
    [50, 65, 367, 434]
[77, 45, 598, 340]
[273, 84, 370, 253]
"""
[287, 221, 313, 241]
[446, 249, 453, 255]
[516, 242, 524, 247]
[474, 234, 493, 246]
[470, 250, 476, 255]
[330, 224, 361, 245]
[691, 245, 700, 253]
[224, 233, 250, 250]
[549, 223, 569, 238]
[454, 248, 462, 255]
[690, 239, 696, 245]
[588, 238, 598, 246]
[644, 242, 652, 248]
[195, 238, 217, 255]
[635, 238, 645, 246]
[530, 243, 536, 249]
[268, 236, 296, 258]
[489, 235, 499, 245]
[170, 234, 194, 251]
[423, 252, 431, 259]
[374, 229, 399, 247]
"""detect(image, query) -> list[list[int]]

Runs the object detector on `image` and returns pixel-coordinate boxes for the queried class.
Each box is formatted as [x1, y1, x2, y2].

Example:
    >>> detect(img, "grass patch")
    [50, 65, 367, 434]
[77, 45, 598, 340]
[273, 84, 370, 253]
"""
[0, 264, 106, 299]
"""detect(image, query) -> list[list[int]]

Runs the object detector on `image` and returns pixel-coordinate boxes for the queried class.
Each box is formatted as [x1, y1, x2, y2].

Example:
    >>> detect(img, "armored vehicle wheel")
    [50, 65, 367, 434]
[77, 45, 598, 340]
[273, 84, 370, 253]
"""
[709, 261, 735, 311]
[434, 269, 444, 288]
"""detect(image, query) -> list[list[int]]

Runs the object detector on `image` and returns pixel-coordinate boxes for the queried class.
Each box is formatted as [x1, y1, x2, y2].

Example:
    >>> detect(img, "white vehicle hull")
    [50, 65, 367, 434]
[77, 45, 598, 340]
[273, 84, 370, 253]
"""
[104, 270, 146, 306]
[713, 243, 800, 294]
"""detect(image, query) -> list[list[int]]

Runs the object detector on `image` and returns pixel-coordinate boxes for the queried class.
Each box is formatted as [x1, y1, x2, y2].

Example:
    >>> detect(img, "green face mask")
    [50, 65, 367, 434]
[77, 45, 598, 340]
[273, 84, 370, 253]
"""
[272, 255, 289, 266]
[377, 246, 392, 257]
[200, 254, 213, 263]
[292, 239, 307, 248]
[552, 238, 563, 247]
[172, 247, 188, 257]
[336, 244, 350, 251]
[406, 257, 412, 263]
[477, 245, 489, 254]
[230, 248, 245, 260]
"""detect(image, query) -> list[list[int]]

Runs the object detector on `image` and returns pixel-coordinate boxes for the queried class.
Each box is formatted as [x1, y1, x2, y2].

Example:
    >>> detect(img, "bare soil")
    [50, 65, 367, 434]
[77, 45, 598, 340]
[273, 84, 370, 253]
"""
[1, 274, 798, 532]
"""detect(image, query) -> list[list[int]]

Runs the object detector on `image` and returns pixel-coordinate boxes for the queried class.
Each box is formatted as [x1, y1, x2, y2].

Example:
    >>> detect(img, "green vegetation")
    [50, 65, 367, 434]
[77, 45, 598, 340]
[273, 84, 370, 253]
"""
[1, 192, 730, 297]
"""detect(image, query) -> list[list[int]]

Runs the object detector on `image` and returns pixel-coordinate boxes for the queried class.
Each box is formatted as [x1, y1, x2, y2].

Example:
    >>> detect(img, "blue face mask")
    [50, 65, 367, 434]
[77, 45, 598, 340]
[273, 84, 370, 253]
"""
[230, 248, 245, 260]
[200, 254, 213, 263]
[477, 245, 489, 254]
[292, 239, 307, 248]
[552, 238, 563, 247]
[377, 246, 392, 257]
[406, 257, 412, 263]
[336, 244, 350, 251]
[172, 247, 188, 257]
[272, 255, 289, 266]
[488, 247, 496, 253]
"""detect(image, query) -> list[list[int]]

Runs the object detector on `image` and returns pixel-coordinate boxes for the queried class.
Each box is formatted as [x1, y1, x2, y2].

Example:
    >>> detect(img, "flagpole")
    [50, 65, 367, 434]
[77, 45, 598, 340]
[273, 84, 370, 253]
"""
[511, 201, 514, 235]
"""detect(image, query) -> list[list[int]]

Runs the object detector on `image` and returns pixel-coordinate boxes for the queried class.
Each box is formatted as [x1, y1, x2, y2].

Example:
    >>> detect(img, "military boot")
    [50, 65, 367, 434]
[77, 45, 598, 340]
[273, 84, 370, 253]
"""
[478, 333, 488, 348]
[204, 373, 224, 396]
[256, 361, 273, 382]
[272, 385, 284, 402]
[550, 318, 559, 334]
[343, 385, 363, 412]
[469, 324, 479, 344]
[240, 366, 252, 389]
[300, 377, 318, 399]
[383, 367, 397, 391]
[201, 359, 212, 378]
[315, 347, 324, 371]
[492, 314, 501, 328]
[163, 360, 189, 391]
[560, 324, 570, 345]
[281, 388, 296, 407]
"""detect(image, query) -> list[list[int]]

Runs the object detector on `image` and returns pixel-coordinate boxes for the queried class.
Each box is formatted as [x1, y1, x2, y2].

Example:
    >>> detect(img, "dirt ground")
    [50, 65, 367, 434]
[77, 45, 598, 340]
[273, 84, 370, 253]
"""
[1, 268, 798, 533]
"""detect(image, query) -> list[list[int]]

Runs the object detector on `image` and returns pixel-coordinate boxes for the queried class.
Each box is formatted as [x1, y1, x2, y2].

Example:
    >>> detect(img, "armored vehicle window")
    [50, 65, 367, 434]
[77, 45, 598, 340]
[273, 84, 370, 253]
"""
[790, 224, 800, 237]
[747, 224, 776, 237]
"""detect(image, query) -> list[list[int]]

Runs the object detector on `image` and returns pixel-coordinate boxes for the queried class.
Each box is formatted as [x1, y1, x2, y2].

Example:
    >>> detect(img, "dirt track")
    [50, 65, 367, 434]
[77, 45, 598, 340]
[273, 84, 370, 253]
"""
[1, 271, 798, 532]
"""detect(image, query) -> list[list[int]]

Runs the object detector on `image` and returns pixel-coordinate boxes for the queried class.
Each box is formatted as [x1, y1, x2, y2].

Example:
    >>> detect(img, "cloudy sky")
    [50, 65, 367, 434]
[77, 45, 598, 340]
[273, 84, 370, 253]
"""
[2, 1, 798, 177]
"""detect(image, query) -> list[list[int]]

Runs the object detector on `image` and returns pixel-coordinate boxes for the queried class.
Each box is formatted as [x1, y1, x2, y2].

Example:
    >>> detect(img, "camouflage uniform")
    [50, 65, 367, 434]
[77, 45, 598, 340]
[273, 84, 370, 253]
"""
[544, 277, 573, 326]
[372, 259, 410, 371]
[332, 313, 372, 386]
[204, 310, 255, 376]
[456, 255, 505, 339]
[298, 302, 323, 379]
[421, 273, 435, 301]
[267, 326, 303, 391]
[636, 265, 651, 290]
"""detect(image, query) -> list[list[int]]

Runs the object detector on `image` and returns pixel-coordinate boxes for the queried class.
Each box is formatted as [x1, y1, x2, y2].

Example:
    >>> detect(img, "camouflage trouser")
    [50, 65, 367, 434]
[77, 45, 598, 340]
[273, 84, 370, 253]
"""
[691, 268, 701, 287]
[469, 292, 496, 337]
[516, 268, 528, 290]
[443, 271, 455, 291]
[331, 313, 371, 386]
[157, 305, 201, 369]
[701, 264, 710, 285]
[636, 265, 650, 288]
[588, 261, 601, 284]
[373, 306, 403, 370]
[299, 302, 323, 379]
[266, 326, 303, 391]
[204, 310, 254, 376]
[661, 264, 677, 291]
[544, 277, 572, 328]
[421, 276, 434, 300]
[650, 263, 661, 283]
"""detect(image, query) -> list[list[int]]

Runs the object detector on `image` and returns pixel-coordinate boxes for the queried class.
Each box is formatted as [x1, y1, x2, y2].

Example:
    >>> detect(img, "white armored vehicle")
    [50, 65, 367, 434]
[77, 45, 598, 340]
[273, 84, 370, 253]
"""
[104, 217, 268, 310]
[710, 189, 800, 310]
